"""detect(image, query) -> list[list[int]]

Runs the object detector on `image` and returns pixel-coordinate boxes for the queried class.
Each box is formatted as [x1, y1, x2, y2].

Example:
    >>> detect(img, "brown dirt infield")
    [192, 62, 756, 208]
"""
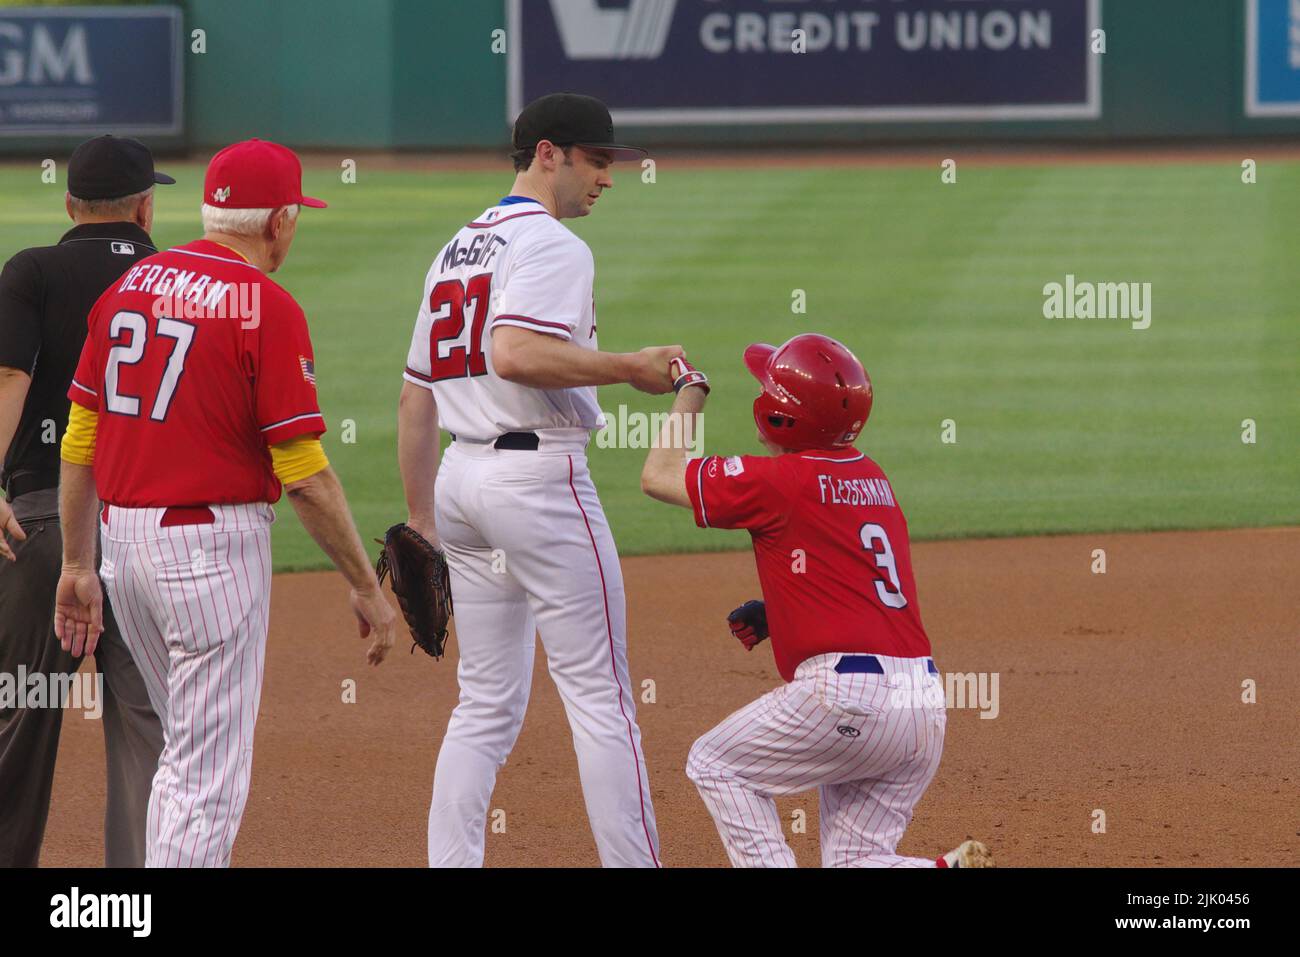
[40, 526, 1299, 868]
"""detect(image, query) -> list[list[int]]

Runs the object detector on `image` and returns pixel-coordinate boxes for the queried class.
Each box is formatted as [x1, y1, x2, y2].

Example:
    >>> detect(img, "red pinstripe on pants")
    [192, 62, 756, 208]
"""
[687, 653, 945, 868]
[100, 503, 273, 868]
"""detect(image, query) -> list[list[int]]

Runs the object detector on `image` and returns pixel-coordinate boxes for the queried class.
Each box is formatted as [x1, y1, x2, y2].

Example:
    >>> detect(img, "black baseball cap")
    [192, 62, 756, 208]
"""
[512, 93, 646, 160]
[68, 135, 175, 200]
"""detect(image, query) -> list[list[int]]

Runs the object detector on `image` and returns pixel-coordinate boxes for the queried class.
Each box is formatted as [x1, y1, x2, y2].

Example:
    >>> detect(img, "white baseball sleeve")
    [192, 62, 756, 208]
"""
[491, 238, 593, 341]
[403, 263, 439, 389]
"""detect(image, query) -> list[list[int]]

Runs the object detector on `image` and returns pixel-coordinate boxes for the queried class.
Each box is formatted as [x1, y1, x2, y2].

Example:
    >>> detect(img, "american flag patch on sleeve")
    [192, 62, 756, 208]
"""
[299, 355, 316, 385]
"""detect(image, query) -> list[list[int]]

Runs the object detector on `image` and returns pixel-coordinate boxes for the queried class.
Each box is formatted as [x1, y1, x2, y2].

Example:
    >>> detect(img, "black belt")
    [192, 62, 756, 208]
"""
[494, 432, 539, 450]
[834, 655, 939, 676]
[3, 469, 59, 501]
[450, 431, 540, 451]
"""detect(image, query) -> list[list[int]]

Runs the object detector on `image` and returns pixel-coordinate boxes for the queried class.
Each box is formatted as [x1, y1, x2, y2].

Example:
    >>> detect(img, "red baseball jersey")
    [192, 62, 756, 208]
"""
[68, 239, 325, 507]
[686, 448, 932, 681]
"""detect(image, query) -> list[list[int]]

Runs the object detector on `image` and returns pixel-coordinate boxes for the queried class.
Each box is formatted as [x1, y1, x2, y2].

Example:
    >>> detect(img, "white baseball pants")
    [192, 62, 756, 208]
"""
[429, 435, 660, 867]
[99, 503, 273, 868]
[687, 653, 946, 868]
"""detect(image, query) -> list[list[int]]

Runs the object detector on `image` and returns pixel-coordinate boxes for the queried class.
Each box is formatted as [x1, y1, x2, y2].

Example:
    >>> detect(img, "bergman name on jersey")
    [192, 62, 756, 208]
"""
[115, 259, 258, 321]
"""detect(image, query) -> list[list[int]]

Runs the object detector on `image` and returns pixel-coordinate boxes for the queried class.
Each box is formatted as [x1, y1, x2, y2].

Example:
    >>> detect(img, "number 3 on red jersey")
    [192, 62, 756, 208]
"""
[860, 522, 908, 609]
[427, 273, 491, 381]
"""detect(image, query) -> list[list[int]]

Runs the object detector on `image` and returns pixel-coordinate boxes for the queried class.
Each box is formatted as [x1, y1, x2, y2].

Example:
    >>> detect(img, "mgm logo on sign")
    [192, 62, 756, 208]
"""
[0, 9, 182, 135]
[0, 20, 93, 86]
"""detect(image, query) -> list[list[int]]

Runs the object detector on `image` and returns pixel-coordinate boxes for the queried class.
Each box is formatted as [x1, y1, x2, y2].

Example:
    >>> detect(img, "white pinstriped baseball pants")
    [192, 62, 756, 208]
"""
[687, 653, 946, 868]
[429, 437, 660, 867]
[99, 503, 273, 868]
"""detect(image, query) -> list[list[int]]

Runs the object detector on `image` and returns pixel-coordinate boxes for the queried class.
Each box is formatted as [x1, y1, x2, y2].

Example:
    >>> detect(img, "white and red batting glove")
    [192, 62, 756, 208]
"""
[670, 356, 710, 395]
[727, 599, 768, 651]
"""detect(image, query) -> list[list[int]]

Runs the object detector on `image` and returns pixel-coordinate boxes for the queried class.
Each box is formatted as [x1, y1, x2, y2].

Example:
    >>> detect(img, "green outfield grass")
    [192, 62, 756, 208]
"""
[2, 158, 1297, 569]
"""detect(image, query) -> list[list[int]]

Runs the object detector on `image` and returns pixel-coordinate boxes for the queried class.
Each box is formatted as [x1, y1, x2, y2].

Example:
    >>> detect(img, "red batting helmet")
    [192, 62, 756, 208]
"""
[744, 334, 873, 451]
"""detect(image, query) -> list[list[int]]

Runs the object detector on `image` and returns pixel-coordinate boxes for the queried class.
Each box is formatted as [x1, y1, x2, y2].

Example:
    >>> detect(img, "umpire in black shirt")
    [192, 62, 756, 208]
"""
[0, 136, 169, 866]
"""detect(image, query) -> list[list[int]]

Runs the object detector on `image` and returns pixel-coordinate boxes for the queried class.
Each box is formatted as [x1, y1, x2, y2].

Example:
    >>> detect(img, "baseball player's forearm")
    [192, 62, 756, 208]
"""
[0, 366, 32, 466]
[397, 380, 440, 538]
[492, 326, 634, 388]
[492, 326, 683, 393]
[57, 460, 99, 570]
[641, 386, 707, 509]
[284, 466, 382, 594]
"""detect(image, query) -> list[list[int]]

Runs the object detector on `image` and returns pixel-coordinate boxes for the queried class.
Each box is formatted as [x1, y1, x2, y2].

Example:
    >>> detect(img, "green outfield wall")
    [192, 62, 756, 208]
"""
[179, 0, 506, 150]
[3, 0, 1299, 152]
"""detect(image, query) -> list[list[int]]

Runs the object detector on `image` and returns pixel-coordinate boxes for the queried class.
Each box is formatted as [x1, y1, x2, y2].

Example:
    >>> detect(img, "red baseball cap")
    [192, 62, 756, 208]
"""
[203, 139, 327, 210]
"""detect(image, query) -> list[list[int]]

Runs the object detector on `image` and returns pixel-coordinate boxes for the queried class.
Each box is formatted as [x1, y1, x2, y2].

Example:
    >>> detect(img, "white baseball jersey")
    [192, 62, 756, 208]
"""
[403, 198, 602, 440]
[414, 195, 660, 867]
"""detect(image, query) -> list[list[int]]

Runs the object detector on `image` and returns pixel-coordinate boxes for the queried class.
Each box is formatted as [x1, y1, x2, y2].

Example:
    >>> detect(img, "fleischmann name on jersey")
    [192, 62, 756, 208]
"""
[817, 474, 897, 508]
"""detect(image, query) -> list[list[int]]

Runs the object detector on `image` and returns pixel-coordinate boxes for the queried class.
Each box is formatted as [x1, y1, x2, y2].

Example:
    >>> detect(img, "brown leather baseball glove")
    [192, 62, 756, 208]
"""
[374, 523, 453, 658]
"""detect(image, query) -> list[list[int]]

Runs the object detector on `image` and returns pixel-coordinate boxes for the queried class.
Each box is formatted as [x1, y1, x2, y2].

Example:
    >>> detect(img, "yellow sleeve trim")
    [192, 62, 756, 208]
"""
[61, 401, 98, 466]
[270, 435, 329, 484]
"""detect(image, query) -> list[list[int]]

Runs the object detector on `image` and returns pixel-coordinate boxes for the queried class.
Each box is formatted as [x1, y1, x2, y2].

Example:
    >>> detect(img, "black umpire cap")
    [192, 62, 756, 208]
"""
[512, 93, 646, 160]
[68, 135, 175, 201]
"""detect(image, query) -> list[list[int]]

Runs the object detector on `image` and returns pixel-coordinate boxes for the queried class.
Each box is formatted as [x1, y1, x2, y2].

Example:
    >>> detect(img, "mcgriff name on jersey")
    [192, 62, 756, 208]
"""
[441, 232, 509, 272]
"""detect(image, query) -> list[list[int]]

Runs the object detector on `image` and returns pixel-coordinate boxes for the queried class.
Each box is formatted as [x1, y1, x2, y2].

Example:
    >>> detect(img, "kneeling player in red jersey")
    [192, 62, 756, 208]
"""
[641, 334, 993, 868]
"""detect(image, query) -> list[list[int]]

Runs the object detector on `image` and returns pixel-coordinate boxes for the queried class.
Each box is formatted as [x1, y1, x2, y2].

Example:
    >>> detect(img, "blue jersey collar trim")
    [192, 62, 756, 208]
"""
[500, 195, 543, 206]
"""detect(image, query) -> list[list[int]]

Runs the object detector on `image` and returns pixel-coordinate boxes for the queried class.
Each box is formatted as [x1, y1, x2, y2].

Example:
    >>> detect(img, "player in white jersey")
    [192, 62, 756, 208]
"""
[399, 93, 682, 867]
